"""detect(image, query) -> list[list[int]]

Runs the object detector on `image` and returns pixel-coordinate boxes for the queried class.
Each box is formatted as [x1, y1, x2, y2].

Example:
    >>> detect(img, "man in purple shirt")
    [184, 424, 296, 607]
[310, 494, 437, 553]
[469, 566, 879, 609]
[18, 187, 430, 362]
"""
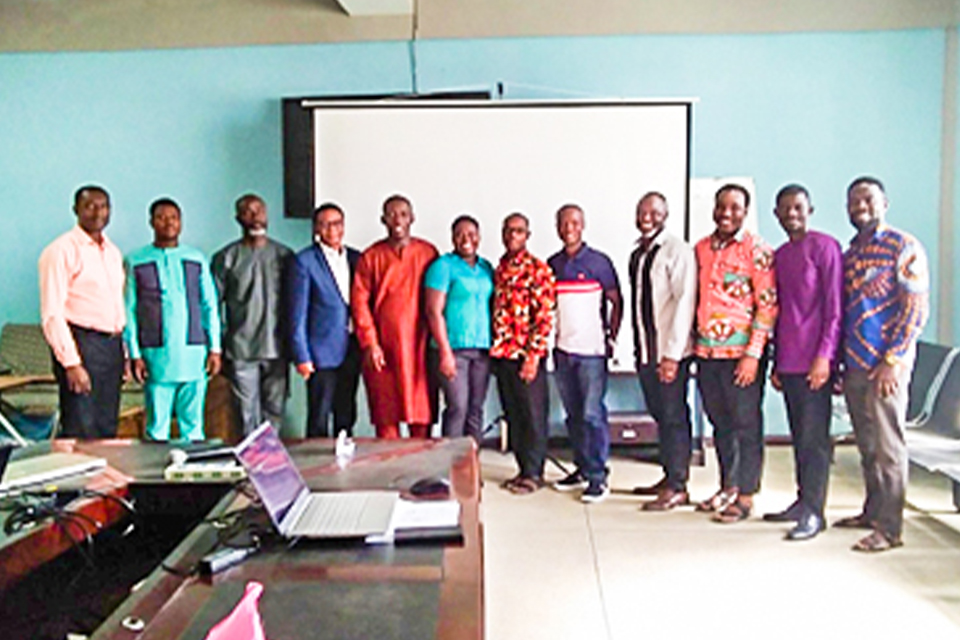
[766, 184, 842, 540]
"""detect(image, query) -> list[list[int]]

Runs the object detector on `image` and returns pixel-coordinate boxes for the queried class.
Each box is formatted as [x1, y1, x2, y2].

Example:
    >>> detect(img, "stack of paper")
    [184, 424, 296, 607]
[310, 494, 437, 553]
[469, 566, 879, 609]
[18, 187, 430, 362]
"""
[366, 499, 461, 544]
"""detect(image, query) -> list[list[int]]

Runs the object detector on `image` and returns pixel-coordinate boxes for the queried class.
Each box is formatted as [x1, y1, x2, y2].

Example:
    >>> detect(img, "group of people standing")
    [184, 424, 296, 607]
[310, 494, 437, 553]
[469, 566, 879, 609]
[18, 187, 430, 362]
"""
[628, 178, 928, 554]
[37, 174, 928, 554]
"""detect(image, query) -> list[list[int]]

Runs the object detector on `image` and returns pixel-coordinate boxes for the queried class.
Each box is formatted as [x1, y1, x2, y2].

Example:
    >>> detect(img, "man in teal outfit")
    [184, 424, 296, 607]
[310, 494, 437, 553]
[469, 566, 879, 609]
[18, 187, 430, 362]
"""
[125, 198, 222, 440]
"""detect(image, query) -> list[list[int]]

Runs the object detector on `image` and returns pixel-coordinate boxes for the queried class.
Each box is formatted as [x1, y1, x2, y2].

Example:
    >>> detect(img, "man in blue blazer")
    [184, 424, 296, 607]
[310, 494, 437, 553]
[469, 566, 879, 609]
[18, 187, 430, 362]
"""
[289, 203, 362, 437]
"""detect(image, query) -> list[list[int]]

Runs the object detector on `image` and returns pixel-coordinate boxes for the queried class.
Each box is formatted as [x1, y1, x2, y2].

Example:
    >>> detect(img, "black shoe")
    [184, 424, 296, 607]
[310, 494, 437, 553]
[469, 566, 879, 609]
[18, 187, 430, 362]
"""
[786, 513, 824, 541]
[581, 480, 610, 504]
[833, 513, 873, 529]
[762, 501, 802, 523]
[632, 477, 667, 496]
[553, 470, 588, 492]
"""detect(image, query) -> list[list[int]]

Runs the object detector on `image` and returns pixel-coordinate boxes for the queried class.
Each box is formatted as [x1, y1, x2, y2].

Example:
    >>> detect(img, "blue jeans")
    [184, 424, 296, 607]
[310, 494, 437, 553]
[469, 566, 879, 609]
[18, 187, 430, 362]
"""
[554, 350, 609, 484]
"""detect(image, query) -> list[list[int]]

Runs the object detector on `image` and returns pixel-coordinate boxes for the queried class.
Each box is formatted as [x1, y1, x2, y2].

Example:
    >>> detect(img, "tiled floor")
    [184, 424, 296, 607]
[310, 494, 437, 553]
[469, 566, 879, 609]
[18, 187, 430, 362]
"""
[480, 444, 960, 640]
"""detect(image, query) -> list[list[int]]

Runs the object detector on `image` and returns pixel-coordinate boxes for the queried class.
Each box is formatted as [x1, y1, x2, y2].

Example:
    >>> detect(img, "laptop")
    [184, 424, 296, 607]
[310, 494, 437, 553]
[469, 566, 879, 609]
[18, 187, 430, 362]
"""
[234, 423, 398, 539]
[0, 442, 107, 493]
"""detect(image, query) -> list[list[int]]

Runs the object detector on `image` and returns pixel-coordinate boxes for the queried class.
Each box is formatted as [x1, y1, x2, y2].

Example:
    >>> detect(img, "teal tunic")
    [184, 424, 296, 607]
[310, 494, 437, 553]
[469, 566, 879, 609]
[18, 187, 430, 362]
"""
[124, 244, 221, 382]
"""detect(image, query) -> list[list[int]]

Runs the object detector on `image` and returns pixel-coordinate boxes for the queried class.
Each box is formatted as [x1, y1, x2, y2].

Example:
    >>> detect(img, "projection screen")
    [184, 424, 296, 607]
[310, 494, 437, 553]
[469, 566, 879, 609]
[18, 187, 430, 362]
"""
[285, 98, 693, 369]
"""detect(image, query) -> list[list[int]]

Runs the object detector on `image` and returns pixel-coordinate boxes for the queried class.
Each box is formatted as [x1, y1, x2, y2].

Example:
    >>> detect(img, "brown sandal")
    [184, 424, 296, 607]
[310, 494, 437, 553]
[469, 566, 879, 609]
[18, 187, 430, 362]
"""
[713, 499, 751, 524]
[696, 487, 739, 513]
[500, 474, 523, 490]
[507, 477, 543, 495]
[852, 530, 903, 552]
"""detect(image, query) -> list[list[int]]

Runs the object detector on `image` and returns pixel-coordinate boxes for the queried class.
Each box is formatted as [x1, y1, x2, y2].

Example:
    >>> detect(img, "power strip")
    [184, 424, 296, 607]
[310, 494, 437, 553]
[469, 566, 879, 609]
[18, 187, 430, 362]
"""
[163, 461, 246, 483]
[198, 546, 257, 574]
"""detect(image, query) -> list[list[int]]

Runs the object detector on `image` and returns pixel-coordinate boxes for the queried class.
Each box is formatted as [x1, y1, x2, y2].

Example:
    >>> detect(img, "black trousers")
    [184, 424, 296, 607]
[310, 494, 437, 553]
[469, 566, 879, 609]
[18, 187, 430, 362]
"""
[306, 337, 361, 438]
[493, 357, 548, 480]
[697, 357, 768, 495]
[52, 325, 124, 439]
[637, 357, 693, 491]
[780, 373, 833, 518]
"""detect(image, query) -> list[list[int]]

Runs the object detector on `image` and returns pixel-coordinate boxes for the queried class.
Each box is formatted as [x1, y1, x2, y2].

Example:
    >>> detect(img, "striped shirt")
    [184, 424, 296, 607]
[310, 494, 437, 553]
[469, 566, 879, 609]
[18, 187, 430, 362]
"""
[843, 224, 929, 371]
[548, 244, 620, 357]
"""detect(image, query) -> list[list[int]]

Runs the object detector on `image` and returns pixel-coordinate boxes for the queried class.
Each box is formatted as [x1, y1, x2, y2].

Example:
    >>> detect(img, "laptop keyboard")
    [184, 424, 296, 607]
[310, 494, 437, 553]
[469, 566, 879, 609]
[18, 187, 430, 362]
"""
[293, 492, 396, 537]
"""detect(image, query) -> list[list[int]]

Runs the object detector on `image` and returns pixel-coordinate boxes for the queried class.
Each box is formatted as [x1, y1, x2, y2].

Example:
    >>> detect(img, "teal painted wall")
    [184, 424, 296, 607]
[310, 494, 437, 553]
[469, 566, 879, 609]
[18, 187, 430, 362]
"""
[0, 29, 948, 436]
[418, 31, 944, 293]
[0, 41, 411, 328]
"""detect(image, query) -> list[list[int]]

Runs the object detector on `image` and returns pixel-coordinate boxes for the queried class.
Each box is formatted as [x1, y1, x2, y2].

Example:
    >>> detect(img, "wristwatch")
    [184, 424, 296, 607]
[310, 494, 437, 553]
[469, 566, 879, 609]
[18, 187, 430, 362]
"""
[883, 353, 899, 367]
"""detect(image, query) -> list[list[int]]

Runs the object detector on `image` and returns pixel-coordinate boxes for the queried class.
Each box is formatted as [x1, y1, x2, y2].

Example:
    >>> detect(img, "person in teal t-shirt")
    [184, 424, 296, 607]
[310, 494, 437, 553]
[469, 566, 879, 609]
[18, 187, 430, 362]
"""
[424, 215, 494, 442]
[125, 198, 222, 441]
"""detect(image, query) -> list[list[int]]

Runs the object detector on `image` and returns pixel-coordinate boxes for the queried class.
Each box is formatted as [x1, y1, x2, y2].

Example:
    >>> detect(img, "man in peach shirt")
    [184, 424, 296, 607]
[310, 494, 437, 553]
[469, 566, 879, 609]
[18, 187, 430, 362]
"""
[39, 185, 126, 438]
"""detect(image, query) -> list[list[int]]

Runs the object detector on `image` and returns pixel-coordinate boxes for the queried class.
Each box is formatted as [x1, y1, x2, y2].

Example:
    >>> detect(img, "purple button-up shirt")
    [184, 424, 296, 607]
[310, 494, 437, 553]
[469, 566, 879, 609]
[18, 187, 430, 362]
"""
[773, 230, 843, 374]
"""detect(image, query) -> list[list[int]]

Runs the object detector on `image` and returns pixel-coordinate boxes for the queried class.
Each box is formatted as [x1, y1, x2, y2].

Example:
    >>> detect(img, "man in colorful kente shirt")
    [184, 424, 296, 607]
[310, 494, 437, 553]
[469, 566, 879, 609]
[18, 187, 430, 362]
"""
[693, 184, 778, 524]
[835, 176, 928, 553]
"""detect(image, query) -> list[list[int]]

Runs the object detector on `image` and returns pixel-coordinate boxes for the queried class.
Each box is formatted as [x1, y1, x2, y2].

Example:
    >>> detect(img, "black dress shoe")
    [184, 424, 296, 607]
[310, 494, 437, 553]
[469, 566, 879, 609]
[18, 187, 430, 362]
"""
[762, 501, 802, 523]
[786, 513, 824, 541]
[833, 513, 873, 529]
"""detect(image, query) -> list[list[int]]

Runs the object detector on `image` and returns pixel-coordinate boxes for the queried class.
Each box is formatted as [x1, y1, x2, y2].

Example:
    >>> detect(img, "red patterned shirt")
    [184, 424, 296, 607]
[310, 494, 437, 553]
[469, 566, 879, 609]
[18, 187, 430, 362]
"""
[491, 249, 556, 360]
[694, 230, 777, 360]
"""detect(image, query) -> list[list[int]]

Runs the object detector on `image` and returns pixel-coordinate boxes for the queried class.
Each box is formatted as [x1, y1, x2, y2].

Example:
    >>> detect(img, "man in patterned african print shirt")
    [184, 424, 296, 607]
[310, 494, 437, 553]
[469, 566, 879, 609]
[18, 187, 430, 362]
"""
[837, 176, 928, 553]
[693, 184, 778, 524]
[490, 213, 556, 495]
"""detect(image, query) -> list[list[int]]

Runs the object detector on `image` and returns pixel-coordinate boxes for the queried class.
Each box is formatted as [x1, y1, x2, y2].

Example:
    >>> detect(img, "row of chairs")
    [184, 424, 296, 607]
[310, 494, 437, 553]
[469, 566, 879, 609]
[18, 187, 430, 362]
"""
[904, 341, 960, 510]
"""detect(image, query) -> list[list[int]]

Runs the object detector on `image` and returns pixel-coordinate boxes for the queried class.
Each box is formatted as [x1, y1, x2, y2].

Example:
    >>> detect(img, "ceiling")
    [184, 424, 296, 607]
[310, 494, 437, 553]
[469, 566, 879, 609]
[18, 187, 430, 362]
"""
[0, 0, 957, 53]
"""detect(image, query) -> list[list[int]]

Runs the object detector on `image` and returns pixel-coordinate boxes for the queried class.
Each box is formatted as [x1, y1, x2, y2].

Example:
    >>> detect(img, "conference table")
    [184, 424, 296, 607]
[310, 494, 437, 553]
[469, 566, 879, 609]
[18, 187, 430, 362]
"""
[0, 438, 140, 592]
[85, 436, 483, 640]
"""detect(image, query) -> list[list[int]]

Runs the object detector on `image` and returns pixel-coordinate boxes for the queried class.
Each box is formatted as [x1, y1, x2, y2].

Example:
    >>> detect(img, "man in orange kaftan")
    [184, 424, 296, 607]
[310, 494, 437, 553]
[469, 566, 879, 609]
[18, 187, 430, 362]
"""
[351, 195, 439, 438]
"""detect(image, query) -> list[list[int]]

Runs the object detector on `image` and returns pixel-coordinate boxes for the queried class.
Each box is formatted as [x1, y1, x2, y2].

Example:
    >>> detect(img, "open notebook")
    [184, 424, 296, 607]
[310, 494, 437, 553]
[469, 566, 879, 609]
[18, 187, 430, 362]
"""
[234, 423, 398, 539]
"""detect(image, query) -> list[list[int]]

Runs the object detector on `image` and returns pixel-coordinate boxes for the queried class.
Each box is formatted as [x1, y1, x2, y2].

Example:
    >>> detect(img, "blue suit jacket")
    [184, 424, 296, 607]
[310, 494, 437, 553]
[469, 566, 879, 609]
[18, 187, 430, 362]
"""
[288, 243, 360, 369]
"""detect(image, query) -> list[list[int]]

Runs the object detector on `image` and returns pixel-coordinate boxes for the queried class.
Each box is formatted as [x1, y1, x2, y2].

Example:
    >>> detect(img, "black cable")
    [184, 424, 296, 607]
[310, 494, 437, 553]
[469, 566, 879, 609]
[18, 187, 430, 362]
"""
[51, 511, 96, 570]
[77, 487, 139, 537]
[161, 499, 267, 577]
[78, 487, 137, 516]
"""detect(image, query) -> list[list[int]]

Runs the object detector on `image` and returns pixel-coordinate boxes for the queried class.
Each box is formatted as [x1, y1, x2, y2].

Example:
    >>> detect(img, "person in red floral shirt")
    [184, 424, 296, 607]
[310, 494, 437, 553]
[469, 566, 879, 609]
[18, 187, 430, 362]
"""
[693, 184, 778, 523]
[491, 213, 556, 495]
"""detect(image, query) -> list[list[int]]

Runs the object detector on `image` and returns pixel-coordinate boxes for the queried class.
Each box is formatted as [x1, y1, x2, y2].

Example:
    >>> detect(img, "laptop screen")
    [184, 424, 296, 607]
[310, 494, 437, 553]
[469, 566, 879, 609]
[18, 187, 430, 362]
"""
[234, 423, 308, 528]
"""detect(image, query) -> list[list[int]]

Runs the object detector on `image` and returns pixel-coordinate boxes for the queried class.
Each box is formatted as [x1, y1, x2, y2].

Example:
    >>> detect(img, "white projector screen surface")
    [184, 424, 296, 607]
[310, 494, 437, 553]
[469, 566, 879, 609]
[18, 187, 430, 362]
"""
[308, 99, 692, 370]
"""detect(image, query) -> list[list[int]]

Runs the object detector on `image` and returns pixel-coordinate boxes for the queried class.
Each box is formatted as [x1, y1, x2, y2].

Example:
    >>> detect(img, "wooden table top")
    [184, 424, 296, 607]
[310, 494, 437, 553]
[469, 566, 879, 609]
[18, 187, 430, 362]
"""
[90, 437, 483, 640]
